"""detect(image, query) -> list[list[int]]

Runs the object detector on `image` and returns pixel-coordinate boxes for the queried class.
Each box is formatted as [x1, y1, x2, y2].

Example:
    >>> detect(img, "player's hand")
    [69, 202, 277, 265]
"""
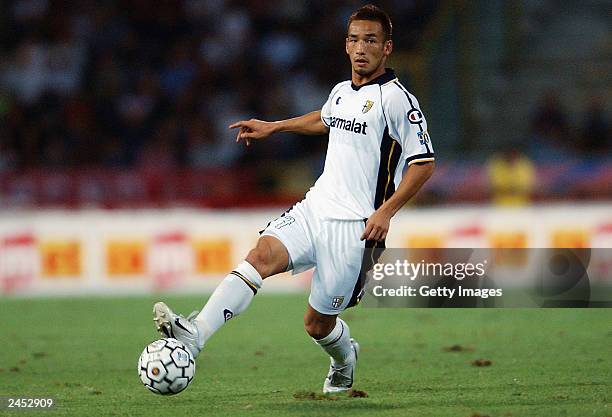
[361, 208, 392, 241]
[229, 119, 277, 146]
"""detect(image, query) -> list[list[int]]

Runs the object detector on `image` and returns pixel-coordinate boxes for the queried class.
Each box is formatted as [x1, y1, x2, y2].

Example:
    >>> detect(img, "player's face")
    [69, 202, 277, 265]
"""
[346, 20, 392, 78]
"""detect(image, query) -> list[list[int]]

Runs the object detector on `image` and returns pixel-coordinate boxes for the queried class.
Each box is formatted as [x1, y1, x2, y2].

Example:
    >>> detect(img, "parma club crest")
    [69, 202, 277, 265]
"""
[331, 296, 345, 309]
[362, 100, 374, 114]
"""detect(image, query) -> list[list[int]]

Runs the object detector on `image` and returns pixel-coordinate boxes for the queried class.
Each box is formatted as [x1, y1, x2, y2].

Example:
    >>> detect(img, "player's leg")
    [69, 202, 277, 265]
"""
[304, 305, 357, 366]
[306, 219, 369, 392]
[154, 201, 314, 358]
[306, 268, 361, 394]
[305, 304, 359, 393]
[154, 235, 289, 357]
[192, 235, 288, 341]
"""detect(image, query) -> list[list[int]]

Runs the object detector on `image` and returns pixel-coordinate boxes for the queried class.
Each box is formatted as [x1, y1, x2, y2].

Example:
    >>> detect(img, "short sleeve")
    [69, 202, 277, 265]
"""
[320, 82, 345, 128]
[321, 95, 332, 127]
[385, 86, 435, 165]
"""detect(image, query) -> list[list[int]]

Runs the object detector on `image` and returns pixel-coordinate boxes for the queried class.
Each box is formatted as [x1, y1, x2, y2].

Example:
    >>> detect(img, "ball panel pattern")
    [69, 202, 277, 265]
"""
[138, 338, 196, 395]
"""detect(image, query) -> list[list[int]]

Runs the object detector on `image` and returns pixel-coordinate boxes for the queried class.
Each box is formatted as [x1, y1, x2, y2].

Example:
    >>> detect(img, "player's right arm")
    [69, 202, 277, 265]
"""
[229, 111, 328, 146]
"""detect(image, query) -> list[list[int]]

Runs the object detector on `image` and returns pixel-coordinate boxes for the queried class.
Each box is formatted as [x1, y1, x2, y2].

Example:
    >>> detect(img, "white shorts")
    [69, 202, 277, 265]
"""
[261, 198, 379, 315]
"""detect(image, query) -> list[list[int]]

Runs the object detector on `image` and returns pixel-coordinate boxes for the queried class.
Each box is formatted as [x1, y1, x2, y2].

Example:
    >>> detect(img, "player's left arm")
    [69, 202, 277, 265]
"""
[361, 88, 435, 242]
[361, 161, 434, 241]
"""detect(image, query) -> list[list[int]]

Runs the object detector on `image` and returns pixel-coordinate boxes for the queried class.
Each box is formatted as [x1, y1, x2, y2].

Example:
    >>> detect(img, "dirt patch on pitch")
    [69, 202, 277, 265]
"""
[347, 389, 369, 398]
[293, 391, 338, 401]
[293, 389, 369, 400]
[443, 344, 474, 352]
[471, 358, 492, 367]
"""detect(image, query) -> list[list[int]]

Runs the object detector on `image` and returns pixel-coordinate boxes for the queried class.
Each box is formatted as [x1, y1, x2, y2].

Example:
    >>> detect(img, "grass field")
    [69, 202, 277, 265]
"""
[1, 294, 610, 417]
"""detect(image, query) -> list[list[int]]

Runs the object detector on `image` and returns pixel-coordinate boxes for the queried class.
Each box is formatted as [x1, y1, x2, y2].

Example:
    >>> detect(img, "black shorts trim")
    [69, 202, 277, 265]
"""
[347, 219, 386, 309]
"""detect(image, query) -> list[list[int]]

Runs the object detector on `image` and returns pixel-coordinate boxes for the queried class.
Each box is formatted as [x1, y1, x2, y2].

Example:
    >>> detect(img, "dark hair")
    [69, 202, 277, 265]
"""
[347, 5, 393, 41]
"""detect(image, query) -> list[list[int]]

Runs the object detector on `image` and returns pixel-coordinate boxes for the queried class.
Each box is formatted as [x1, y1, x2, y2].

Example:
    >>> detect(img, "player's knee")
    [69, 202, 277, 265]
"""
[245, 247, 272, 278]
[304, 315, 336, 340]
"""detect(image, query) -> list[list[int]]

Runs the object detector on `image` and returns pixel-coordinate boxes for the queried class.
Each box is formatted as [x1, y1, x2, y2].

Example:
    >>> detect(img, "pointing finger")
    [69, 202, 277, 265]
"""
[229, 121, 245, 129]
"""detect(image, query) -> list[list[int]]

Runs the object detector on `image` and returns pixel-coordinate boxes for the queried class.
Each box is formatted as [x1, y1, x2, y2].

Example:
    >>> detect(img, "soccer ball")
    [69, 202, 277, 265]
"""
[138, 338, 196, 395]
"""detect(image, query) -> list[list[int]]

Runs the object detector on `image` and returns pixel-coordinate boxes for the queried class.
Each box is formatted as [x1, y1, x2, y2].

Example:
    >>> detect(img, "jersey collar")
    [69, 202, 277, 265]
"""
[350, 68, 396, 91]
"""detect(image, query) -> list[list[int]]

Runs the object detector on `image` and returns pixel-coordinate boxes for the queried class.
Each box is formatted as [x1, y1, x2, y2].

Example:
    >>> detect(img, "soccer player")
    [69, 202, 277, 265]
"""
[153, 4, 435, 393]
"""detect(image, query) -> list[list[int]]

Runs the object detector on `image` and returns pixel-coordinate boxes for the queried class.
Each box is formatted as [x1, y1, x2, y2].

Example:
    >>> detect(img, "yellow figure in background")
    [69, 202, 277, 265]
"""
[487, 148, 535, 206]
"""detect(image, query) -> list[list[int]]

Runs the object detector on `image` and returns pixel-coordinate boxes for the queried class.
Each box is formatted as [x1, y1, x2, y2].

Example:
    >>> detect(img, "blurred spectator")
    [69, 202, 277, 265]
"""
[101, 136, 129, 168]
[487, 146, 535, 206]
[528, 92, 571, 161]
[186, 115, 218, 169]
[160, 39, 197, 100]
[137, 116, 180, 170]
[0, 135, 17, 172]
[579, 96, 610, 155]
[116, 71, 161, 129]
[260, 28, 304, 68]
[2, 37, 49, 104]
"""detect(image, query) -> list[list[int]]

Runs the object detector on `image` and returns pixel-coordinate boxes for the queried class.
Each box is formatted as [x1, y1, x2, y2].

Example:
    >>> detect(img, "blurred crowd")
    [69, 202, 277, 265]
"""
[0, 1, 609, 207]
[486, 92, 611, 206]
[528, 92, 610, 161]
[0, 0, 437, 173]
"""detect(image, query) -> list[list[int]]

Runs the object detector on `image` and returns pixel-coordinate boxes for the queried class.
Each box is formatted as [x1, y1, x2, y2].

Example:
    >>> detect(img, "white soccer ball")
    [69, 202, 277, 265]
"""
[138, 338, 196, 395]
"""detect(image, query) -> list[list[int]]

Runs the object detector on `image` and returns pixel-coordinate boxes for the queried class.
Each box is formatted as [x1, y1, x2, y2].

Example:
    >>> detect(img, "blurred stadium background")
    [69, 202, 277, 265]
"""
[0, 0, 610, 295]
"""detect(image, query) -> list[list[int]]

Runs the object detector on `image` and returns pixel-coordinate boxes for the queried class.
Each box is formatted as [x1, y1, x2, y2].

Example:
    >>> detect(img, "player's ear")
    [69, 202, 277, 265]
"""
[345, 37, 350, 55]
[384, 39, 393, 56]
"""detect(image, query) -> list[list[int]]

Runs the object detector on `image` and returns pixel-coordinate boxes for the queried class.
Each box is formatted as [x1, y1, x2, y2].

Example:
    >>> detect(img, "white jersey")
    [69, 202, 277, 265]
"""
[306, 68, 435, 220]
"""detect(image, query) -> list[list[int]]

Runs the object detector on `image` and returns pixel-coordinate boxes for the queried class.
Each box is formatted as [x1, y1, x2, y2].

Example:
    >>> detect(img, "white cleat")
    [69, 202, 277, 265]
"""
[153, 302, 202, 358]
[323, 338, 360, 394]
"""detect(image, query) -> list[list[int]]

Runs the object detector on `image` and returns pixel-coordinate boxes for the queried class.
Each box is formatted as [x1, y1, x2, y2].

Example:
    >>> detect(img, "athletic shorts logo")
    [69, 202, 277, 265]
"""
[275, 215, 295, 229]
[407, 109, 423, 124]
[331, 296, 345, 309]
[362, 100, 374, 114]
[223, 309, 234, 321]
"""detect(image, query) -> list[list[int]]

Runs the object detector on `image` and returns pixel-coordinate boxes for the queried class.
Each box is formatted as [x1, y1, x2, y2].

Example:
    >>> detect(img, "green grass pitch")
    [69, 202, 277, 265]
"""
[1, 294, 610, 417]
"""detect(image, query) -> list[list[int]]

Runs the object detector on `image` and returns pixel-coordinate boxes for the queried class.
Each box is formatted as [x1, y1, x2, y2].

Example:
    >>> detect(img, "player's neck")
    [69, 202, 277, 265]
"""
[351, 66, 387, 87]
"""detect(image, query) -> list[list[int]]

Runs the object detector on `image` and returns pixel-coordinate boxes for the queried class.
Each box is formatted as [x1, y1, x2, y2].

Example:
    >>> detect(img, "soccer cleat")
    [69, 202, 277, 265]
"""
[322, 338, 360, 394]
[153, 302, 202, 358]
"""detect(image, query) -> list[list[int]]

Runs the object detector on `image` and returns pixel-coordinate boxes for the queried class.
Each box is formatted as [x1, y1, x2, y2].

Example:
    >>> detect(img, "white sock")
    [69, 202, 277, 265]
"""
[194, 260, 262, 346]
[314, 318, 354, 366]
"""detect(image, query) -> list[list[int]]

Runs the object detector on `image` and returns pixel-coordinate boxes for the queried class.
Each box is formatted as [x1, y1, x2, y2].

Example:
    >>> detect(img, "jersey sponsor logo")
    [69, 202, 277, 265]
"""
[335, 96, 342, 105]
[362, 100, 374, 114]
[331, 296, 345, 309]
[407, 109, 423, 124]
[223, 309, 234, 321]
[275, 215, 295, 229]
[329, 117, 368, 135]
[417, 130, 430, 145]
